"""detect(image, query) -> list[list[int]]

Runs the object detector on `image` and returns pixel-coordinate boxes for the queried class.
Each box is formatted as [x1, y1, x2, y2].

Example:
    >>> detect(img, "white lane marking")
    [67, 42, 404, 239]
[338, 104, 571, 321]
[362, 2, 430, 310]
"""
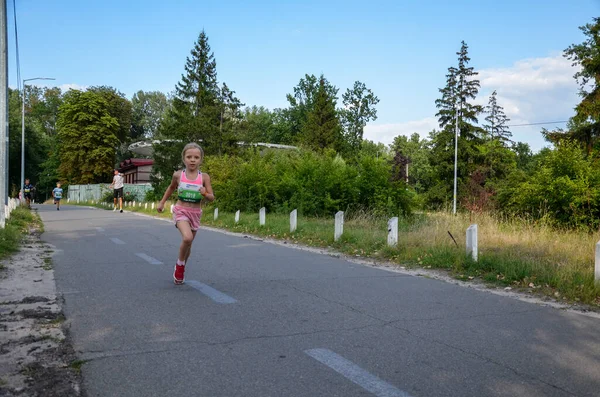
[185, 280, 237, 304]
[135, 253, 163, 265]
[110, 237, 125, 245]
[96, 227, 105, 232]
[305, 348, 412, 397]
[226, 243, 260, 248]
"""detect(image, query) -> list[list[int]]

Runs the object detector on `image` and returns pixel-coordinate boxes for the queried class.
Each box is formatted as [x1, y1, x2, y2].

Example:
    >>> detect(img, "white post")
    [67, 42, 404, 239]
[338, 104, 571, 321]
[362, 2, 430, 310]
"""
[466, 224, 478, 261]
[259, 207, 266, 226]
[595, 241, 600, 285]
[290, 209, 297, 233]
[334, 211, 344, 242]
[170, 204, 174, 213]
[214, 208, 218, 220]
[67, 198, 70, 203]
[235, 210, 240, 223]
[145, 203, 148, 209]
[387, 217, 398, 247]
[151, 202, 155, 210]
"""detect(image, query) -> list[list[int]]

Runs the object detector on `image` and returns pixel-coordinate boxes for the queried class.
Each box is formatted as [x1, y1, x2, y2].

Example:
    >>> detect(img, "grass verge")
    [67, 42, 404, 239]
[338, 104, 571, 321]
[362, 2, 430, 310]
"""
[0, 206, 40, 263]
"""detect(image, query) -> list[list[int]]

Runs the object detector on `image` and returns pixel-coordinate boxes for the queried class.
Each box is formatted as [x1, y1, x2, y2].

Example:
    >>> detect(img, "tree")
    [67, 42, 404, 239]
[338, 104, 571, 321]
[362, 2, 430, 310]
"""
[341, 81, 379, 152]
[152, 30, 223, 193]
[216, 82, 244, 155]
[56, 90, 120, 184]
[429, 41, 484, 206]
[300, 76, 343, 151]
[131, 90, 169, 139]
[286, 74, 338, 144]
[391, 133, 433, 193]
[87, 86, 132, 143]
[564, 18, 600, 140]
[7, 88, 48, 196]
[483, 90, 511, 144]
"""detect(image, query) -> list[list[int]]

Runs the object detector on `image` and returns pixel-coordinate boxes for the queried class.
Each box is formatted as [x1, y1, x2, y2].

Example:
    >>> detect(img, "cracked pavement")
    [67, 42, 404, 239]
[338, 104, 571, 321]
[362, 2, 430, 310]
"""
[39, 205, 600, 397]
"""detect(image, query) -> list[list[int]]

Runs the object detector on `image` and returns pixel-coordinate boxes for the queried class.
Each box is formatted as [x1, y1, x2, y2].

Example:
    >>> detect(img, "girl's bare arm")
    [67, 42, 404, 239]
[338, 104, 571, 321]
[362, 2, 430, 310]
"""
[157, 172, 180, 212]
[201, 173, 215, 202]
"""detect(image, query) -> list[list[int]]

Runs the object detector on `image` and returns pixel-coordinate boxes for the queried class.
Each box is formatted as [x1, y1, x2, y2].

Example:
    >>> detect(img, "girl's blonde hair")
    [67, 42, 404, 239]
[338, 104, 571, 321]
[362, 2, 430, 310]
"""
[181, 142, 204, 164]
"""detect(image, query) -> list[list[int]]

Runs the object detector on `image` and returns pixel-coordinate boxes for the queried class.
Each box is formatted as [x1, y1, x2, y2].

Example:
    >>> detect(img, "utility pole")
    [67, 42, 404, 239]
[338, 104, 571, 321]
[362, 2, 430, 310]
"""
[0, 0, 8, 228]
[453, 99, 460, 215]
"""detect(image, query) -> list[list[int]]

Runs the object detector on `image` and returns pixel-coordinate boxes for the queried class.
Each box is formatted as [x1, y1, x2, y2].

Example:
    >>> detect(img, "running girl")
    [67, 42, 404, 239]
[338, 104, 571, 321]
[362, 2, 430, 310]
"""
[157, 143, 214, 284]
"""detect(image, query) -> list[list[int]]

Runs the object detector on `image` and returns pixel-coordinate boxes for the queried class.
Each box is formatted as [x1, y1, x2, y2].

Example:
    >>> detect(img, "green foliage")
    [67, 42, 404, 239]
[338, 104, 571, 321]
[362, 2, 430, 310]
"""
[300, 76, 343, 152]
[131, 90, 169, 139]
[340, 81, 380, 153]
[483, 90, 511, 144]
[87, 86, 133, 143]
[0, 208, 35, 260]
[7, 89, 50, 199]
[497, 143, 600, 229]
[203, 148, 414, 217]
[57, 90, 120, 184]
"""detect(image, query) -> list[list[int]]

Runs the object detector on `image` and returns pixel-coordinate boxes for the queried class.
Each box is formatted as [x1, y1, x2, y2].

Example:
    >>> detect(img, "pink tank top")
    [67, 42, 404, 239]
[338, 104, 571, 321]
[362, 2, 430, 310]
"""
[177, 170, 203, 203]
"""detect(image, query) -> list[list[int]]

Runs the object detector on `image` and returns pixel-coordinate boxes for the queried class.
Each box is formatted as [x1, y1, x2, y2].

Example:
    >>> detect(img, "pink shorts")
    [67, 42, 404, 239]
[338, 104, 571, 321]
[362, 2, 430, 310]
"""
[173, 205, 203, 231]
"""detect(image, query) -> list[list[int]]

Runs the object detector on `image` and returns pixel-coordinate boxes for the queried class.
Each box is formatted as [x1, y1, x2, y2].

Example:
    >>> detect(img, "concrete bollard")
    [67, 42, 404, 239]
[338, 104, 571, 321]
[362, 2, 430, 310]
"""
[145, 203, 148, 209]
[334, 211, 344, 242]
[214, 208, 218, 220]
[387, 217, 398, 247]
[259, 207, 266, 226]
[235, 210, 240, 224]
[170, 204, 174, 213]
[595, 241, 600, 285]
[290, 209, 297, 233]
[466, 224, 478, 261]
[151, 202, 155, 210]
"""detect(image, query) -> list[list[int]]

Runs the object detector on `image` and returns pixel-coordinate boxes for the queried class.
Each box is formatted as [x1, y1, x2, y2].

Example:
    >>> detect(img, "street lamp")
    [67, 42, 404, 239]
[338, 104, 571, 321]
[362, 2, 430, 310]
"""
[21, 77, 55, 200]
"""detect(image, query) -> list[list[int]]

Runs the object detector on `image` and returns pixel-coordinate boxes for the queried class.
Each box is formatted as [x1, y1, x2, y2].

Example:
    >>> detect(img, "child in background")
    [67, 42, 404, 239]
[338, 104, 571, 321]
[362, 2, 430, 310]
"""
[52, 183, 63, 211]
[23, 178, 34, 208]
[157, 143, 214, 284]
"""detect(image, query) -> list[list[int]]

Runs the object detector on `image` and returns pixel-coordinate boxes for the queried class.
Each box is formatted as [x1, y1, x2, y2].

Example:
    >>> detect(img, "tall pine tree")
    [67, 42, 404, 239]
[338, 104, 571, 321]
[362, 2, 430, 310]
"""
[429, 41, 484, 207]
[483, 90, 511, 144]
[152, 31, 225, 192]
[300, 76, 343, 151]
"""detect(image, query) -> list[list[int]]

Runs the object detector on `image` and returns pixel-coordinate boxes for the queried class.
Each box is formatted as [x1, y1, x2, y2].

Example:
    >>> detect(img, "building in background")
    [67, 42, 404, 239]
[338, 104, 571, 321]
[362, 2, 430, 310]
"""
[118, 158, 154, 184]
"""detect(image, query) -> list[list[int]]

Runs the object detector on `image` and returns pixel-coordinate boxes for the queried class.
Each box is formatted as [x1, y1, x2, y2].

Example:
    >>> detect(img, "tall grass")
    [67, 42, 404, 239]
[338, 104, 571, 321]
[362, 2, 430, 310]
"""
[0, 207, 37, 262]
[86, 201, 600, 306]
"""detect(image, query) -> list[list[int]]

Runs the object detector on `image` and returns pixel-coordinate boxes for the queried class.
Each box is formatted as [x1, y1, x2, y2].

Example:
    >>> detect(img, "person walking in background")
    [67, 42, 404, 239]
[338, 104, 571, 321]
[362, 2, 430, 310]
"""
[52, 183, 63, 211]
[109, 169, 124, 213]
[23, 178, 34, 208]
[157, 143, 215, 285]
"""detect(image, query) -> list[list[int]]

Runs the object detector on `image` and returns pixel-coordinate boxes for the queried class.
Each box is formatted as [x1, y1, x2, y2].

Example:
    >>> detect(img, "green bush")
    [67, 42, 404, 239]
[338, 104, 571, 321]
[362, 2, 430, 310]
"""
[202, 148, 415, 217]
[497, 143, 600, 229]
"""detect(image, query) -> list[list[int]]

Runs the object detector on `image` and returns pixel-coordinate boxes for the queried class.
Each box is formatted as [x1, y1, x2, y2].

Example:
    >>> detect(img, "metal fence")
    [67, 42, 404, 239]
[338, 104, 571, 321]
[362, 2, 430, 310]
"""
[67, 184, 153, 202]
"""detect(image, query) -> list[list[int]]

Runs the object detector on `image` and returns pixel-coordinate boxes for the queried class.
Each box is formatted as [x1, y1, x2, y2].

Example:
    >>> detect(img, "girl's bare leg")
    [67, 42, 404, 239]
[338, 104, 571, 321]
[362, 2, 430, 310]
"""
[177, 221, 195, 262]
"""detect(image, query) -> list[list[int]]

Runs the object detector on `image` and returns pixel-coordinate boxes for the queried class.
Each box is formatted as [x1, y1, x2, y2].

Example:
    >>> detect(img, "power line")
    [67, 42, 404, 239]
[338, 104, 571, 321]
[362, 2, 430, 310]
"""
[507, 120, 568, 127]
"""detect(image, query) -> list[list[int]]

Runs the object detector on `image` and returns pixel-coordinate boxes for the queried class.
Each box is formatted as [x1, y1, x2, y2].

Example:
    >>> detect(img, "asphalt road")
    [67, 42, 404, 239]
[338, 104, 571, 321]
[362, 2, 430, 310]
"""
[38, 204, 600, 397]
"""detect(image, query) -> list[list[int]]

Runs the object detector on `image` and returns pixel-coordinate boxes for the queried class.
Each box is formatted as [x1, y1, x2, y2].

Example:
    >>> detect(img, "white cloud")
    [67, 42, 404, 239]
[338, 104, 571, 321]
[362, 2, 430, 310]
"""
[58, 83, 88, 92]
[364, 117, 438, 145]
[365, 54, 580, 152]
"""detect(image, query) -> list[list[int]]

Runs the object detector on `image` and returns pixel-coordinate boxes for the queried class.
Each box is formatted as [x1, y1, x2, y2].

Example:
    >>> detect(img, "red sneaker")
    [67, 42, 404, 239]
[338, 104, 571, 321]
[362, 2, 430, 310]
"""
[173, 264, 185, 285]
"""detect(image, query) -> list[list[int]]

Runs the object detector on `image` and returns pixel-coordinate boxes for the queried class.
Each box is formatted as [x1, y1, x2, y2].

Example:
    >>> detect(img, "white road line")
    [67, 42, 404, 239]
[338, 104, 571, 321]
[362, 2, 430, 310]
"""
[135, 253, 163, 265]
[109, 237, 125, 245]
[305, 348, 412, 397]
[185, 280, 237, 304]
[226, 243, 261, 248]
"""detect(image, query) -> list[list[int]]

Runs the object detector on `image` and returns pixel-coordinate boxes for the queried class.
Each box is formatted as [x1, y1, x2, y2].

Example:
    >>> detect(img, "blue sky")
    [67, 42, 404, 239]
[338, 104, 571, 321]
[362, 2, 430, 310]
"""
[8, 0, 600, 151]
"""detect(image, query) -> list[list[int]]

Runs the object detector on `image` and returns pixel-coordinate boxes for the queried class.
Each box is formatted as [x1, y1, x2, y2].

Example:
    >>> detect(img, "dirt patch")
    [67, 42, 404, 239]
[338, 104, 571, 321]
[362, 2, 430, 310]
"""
[0, 224, 83, 396]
